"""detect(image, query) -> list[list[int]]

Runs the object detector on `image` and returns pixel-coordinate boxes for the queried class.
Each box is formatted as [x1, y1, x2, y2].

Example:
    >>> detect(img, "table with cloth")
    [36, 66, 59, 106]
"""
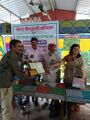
[13, 83, 90, 120]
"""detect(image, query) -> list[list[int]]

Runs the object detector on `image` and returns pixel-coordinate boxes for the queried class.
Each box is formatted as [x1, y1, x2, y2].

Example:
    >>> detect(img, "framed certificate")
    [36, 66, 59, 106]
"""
[29, 69, 38, 76]
[29, 62, 45, 74]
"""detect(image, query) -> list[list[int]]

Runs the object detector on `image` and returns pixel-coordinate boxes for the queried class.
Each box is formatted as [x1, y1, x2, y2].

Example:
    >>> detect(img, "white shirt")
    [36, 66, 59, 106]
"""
[43, 51, 60, 83]
[25, 46, 43, 62]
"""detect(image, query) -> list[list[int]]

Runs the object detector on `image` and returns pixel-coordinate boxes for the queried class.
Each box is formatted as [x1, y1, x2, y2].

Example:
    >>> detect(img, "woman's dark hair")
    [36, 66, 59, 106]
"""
[69, 44, 81, 58]
[31, 37, 38, 42]
[10, 39, 21, 49]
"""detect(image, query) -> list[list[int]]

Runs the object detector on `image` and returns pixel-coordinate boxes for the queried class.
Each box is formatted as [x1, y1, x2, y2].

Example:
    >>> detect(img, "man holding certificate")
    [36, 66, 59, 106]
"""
[43, 43, 61, 117]
[43, 43, 61, 84]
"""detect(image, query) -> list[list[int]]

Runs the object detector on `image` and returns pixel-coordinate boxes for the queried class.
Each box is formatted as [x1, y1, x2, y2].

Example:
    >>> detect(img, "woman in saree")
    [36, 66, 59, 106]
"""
[61, 43, 86, 112]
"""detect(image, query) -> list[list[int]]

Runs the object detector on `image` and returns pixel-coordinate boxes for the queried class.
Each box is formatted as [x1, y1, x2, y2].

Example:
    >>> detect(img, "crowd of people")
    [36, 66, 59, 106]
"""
[0, 37, 86, 120]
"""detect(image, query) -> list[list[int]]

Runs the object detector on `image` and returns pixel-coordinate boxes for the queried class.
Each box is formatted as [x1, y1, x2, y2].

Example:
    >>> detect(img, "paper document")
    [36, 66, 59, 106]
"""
[29, 62, 45, 74]
[72, 77, 85, 88]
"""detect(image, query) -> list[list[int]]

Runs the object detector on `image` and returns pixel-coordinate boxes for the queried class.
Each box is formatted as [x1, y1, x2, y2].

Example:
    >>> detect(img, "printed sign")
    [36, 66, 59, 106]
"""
[11, 21, 59, 53]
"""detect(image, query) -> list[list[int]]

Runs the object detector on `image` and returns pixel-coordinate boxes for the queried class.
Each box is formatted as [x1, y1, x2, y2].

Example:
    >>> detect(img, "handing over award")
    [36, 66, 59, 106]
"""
[29, 62, 45, 74]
